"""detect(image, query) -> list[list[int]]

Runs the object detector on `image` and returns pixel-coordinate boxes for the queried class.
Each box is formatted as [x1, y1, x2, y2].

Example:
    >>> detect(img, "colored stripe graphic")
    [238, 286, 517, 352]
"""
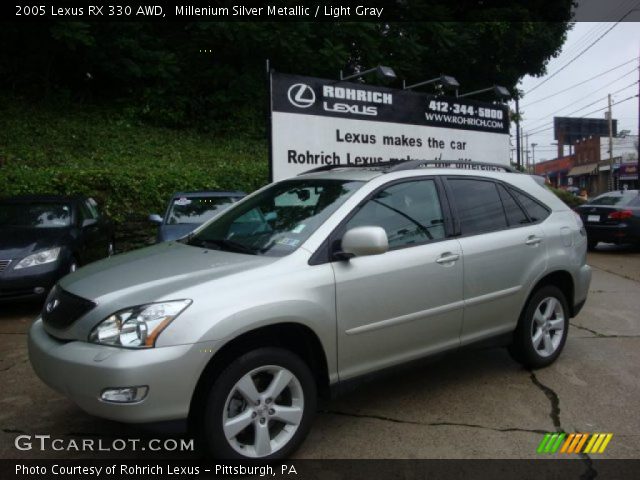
[575, 433, 589, 453]
[550, 433, 565, 453]
[560, 433, 575, 453]
[537, 433, 552, 453]
[538, 433, 613, 454]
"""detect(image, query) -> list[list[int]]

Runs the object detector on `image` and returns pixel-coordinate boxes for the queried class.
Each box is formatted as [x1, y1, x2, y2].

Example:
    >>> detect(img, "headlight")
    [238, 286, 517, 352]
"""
[89, 300, 192, 348]
[15, 247, 61, 269]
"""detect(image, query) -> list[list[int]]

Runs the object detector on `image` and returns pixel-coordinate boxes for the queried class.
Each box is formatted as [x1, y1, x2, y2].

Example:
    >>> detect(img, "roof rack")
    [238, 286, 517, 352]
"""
[389, 160, 520, 173]
[299, 160, 520, 176]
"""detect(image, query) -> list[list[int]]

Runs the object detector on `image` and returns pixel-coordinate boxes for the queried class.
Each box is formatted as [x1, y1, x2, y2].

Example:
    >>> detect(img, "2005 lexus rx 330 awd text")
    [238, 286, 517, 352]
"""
[29, 161, 591, 459]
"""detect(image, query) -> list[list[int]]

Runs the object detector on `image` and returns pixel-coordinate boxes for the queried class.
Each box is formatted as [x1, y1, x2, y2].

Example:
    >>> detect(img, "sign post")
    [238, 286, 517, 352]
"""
[269, 72, 510, 181]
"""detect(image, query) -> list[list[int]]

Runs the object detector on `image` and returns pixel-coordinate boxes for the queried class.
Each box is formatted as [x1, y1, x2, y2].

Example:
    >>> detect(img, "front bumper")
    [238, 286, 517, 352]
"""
[0, 262, 64, 301]
[28, 319, 217, 423]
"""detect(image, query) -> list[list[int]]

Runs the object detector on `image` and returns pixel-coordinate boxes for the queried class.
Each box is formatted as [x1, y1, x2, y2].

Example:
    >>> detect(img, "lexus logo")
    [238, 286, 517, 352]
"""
[46, 298, 59, 313]
[287, 83, 315, 108]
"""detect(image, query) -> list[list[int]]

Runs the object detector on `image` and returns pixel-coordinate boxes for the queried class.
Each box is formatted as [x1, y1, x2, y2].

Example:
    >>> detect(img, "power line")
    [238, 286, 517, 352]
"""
[521, 58, 637, 108]
[557, 22, 611, 60]
[526, 94, 639, 136]
[525, 4, 639, 95]
[525, 79, 639, 131]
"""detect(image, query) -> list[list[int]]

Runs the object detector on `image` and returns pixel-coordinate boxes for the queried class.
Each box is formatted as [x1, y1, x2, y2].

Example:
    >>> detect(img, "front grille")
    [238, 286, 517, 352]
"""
[0, 287, 35, 299]
[0, 260, 11, 273]
[42, 287, 96, 330]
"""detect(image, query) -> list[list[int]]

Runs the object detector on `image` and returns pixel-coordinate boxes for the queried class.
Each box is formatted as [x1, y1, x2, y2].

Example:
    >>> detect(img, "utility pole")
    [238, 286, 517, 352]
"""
[608, 93, 614, 191]
[525, 133, 530, 173]
[531, 143, 537, 173]
[515, 96, 521, 170]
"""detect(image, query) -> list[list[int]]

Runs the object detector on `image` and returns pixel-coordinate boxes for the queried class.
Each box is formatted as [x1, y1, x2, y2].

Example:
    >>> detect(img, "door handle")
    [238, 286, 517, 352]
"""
[525, 235, 543, 246]
[436, 252, 460, 264]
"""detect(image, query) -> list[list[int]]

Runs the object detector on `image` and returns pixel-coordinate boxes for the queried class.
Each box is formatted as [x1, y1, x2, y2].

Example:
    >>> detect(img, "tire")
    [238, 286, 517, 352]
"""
[203, 347, 316, 460]
[107, 239, 115, 257]
[587, 239, 598, 251]
[508, 285, 569, 369]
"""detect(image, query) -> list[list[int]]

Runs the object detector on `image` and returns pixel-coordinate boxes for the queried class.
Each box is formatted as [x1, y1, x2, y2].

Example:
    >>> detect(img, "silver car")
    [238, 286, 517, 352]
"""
[28, 161, 591, 459]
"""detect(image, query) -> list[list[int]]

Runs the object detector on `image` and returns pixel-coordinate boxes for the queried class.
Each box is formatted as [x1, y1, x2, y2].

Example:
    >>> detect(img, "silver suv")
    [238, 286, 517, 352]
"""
[29, 161, 591, 459]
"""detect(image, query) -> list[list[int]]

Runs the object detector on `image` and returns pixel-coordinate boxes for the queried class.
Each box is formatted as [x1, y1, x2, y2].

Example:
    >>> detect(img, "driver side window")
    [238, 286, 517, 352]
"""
[345, 179, 445, 249]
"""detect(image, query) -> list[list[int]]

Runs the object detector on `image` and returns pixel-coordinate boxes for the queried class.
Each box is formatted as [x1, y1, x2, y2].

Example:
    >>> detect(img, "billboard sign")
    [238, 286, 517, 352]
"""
[554, 117, 617, 145]
[269, 72, 510, 181]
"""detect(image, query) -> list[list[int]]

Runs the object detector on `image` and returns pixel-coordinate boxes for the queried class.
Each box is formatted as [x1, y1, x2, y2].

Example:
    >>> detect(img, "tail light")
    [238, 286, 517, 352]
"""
[608, 210, 633, 220]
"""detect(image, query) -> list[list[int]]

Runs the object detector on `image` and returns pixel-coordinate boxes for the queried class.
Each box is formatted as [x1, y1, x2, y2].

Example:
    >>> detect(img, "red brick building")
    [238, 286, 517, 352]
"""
[534, 155, 575, 188]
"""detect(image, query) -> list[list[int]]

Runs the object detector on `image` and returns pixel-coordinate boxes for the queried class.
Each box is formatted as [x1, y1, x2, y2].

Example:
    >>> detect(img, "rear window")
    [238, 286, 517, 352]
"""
[497, 184, 530, 227]
[448, 178, 508, 235]
[509, 188, 550, 223]
[589, 192, 638, 206]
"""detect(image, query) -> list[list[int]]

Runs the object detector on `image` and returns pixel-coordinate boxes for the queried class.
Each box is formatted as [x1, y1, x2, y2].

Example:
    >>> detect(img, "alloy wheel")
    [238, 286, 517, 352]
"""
[530, 296, 565, 357]
[222, 365, 304, 458]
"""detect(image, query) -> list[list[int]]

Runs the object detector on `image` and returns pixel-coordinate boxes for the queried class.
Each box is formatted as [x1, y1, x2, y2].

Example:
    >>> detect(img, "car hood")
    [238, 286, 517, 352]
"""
[0, 227, 71, 259]
[59, 241, 277, 305]
[157, 224, 199, 242]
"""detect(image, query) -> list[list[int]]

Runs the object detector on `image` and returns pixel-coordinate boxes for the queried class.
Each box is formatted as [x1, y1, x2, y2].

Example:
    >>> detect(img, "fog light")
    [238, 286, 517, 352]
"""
[100, 386, 148, 403]
[34, 287, 45, 294]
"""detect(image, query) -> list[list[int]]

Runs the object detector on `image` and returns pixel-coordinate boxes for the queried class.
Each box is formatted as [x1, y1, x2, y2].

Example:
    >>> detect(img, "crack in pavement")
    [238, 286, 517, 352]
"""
[528, 371, 561, 430]
[570, 323, 640, 338]
[0, 359, 27, 373]
[528, 371, 597, 479]
[589, 264, 640, 284]
[319, 409, 547, 434]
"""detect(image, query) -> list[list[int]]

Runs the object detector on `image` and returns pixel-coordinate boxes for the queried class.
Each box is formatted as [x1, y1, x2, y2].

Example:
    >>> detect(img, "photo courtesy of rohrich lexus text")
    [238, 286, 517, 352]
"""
[0, 1, 639, 479]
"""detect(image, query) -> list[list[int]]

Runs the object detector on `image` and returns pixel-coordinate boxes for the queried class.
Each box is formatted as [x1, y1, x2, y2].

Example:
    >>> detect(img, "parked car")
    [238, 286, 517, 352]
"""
[0, 195, 114, 301]
[574, 189, 640, 250]
[29, 161, 591, 459]
[149, 191, 246, 242]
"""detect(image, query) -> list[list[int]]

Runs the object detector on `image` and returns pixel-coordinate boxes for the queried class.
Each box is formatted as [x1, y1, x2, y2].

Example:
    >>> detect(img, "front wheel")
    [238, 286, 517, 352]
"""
[204, 347, 316, 459]
[508, 286, 569, 368]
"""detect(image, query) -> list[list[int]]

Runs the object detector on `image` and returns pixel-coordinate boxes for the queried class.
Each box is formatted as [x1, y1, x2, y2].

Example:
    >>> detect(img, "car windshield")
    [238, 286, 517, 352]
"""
[0, 203, 72, 228]
[167, 196, 239, 225]
[186, 179, 363, 256]
[589, 191, 638, 206]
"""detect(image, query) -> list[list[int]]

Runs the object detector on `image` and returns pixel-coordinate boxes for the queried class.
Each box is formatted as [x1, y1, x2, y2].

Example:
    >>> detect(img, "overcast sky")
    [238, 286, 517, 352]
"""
[514, 17, 639, 163]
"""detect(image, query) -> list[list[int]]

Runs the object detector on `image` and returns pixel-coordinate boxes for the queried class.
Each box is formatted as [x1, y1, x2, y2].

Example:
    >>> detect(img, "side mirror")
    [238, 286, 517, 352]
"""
[148, 214, 163, 225]
[82, 218, 97, 228]
[340, 226, 388, 258]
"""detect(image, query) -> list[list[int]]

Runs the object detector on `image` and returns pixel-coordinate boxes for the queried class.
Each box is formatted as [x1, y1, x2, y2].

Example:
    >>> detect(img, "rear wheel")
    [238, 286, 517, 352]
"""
[203, 347, 316, 459]
[587, 238, 598, 251]
[508, 286, 569, 368]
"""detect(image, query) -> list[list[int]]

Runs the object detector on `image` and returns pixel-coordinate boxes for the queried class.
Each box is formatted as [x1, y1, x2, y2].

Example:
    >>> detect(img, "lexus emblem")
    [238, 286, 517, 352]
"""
[46, 298, 59, 313]
[287, 83, 315, 108]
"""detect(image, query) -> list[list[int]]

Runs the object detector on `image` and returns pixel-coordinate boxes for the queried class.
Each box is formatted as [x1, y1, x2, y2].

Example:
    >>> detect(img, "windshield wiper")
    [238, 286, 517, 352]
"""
[190, 238, 258, 255]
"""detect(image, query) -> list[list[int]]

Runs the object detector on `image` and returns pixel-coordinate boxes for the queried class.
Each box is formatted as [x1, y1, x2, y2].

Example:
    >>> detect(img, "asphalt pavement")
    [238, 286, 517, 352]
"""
[0, 244, 638, 460]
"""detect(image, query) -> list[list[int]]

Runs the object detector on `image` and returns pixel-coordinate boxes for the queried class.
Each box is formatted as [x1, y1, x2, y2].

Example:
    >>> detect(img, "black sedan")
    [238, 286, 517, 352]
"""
[0, 195, 115, 301]
[575, 189, 640, 250]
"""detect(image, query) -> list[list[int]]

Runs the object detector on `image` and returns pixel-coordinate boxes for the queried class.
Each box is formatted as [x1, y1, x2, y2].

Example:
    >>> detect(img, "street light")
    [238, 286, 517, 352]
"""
[403, 74, 460, 92]
[340, 65, 397, 82]
[458, 85, 511, 100]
